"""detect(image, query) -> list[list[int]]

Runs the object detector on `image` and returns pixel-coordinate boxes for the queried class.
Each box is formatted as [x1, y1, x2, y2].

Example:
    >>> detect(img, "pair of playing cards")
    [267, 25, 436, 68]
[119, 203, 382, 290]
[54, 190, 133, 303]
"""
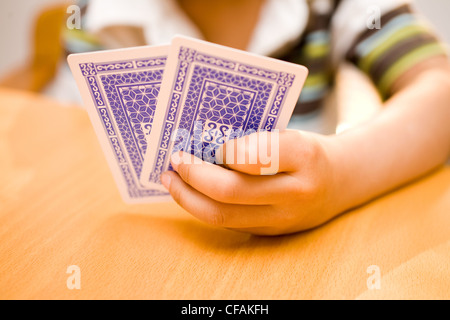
[68, 36, 308, 204]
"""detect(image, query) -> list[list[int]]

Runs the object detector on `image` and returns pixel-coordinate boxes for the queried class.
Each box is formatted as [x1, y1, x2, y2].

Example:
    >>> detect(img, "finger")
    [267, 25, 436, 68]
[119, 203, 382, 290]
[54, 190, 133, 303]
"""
[171, 151, 300, 205]
[161, 170, 282, 229]
[216, 129, 305, 175]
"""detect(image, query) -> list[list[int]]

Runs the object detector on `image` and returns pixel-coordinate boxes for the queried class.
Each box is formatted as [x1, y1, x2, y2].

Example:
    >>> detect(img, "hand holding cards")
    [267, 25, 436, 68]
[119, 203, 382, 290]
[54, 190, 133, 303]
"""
[68, 36, 308, 204]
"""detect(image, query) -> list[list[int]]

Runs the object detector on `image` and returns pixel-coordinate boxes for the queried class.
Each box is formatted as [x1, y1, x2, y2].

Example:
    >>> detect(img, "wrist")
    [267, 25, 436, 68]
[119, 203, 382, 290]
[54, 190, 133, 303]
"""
[320, 132, 361, 214]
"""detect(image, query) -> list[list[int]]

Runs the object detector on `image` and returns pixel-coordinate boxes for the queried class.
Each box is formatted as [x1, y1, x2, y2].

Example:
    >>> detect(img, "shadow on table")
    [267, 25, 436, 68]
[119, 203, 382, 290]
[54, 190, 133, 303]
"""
[78, 207, 347, 268]
[81, 165, 450, 263]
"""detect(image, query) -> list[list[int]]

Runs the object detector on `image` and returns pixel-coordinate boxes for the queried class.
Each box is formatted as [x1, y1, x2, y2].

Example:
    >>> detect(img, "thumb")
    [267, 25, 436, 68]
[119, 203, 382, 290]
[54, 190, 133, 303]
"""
[215, 130, 301, 175]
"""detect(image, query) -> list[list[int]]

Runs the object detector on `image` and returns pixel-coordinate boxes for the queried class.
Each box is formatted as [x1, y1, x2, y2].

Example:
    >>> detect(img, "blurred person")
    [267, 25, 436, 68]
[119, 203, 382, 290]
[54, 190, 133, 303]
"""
[51, 0, 450, 235]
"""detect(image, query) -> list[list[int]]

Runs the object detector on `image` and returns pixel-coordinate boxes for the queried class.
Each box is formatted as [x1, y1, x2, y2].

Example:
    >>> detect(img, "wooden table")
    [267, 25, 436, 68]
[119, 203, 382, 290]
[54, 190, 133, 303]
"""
[0, 88, 449, 300]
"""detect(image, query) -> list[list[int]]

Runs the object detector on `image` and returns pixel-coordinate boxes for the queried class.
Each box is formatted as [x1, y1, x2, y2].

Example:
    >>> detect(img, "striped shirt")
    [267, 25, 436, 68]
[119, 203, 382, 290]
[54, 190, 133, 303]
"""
[278, 0, 448, 114]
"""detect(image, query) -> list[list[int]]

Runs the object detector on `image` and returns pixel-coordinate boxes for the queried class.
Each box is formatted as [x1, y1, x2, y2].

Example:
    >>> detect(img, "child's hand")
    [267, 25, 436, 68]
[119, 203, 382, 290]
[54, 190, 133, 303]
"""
[160, 130, 344, 236]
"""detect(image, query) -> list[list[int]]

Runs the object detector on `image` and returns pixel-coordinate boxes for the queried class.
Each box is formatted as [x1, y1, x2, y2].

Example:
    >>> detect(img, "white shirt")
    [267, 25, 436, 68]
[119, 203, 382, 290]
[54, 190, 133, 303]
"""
[85, 0, 309, 56]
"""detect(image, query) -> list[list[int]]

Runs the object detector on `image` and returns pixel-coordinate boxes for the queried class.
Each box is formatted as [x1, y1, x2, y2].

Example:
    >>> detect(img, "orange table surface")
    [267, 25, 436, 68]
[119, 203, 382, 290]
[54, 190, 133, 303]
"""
[0, 88, 449, 300]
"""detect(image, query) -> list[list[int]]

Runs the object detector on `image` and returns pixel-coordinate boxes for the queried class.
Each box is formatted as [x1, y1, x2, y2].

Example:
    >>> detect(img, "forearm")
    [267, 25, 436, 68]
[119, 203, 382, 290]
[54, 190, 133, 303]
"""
[329, 68, 450, 212]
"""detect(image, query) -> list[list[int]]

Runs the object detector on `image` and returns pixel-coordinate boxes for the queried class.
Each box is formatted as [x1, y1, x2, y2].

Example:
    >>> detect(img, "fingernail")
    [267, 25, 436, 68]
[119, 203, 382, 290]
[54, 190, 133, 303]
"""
[170, 151, 184, 171]
[160, 173, 171, 190]
[170, 152, 182, 171]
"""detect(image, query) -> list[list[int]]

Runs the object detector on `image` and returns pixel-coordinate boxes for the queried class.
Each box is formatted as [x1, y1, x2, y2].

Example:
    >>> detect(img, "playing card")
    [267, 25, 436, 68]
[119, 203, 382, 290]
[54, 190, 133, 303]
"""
[68, 45, 172, 203]
[140, 36, 308, 190]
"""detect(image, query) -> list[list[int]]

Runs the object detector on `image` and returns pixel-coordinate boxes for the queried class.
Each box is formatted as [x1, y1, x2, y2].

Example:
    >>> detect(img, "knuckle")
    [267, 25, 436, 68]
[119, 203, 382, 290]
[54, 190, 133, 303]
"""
[208, 206, 225, 227]
[178, 163, 192, 184]
[286, 179, 304, 196]
[300, 178, 323, 200]
[289, 130, 323, 162]
[285, 176, 323, 202]
[286, 129, 304, 145]
[170, 182, 184, 205]
[215, 178, 240, 203]
[303, 138, 322, 162]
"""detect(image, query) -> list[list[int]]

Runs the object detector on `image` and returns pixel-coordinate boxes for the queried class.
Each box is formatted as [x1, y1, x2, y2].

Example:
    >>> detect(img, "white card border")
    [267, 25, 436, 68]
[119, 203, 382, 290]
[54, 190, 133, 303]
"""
[68, 44, 173, 203]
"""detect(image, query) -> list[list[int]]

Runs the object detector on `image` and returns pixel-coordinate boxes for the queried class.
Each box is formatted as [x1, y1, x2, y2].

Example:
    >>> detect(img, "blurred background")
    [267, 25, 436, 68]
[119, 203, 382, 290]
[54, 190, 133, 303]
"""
[0, 0, 449, 104]
[0, 0, 73, 76]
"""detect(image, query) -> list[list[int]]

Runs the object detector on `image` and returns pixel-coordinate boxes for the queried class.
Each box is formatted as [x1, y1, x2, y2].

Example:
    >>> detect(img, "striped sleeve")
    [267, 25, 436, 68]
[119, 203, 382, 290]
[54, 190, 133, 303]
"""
[333, 1, 448, 99]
